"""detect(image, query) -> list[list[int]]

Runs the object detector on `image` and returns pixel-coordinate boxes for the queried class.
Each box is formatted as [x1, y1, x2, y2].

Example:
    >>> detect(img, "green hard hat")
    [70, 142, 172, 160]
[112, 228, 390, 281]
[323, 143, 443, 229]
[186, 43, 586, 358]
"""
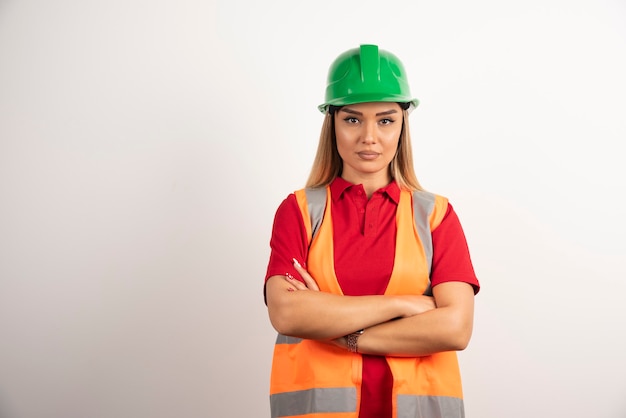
[318, 44, 419, 113]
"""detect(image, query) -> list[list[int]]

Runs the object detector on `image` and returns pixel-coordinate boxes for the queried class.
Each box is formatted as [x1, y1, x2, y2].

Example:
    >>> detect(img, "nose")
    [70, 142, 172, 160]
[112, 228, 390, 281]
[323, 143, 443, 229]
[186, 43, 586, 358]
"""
[362, 122, 376, 144]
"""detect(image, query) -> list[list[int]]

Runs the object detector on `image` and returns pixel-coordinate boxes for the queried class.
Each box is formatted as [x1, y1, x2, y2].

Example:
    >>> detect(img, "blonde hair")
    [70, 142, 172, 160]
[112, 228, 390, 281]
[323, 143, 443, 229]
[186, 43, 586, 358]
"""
[305, 108, 423, 191]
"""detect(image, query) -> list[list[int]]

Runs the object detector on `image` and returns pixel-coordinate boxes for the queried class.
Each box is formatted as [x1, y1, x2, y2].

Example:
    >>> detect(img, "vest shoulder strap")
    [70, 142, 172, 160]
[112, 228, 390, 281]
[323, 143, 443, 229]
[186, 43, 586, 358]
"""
[294, 187, 328, 246]
[304, 187, 327, 242]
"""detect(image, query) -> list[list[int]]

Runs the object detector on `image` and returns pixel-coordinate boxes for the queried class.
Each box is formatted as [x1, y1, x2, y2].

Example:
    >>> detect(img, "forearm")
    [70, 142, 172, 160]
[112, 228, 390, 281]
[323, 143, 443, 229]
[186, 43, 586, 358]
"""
[266, 275, 406, 340]
[356, 306, 473, 357]
[355, 282, 476, 357]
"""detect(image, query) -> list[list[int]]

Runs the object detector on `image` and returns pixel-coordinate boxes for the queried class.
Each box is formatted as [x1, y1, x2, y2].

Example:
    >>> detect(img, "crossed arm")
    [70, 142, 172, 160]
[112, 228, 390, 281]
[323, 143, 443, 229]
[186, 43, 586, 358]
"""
[265, 261, 475, 357]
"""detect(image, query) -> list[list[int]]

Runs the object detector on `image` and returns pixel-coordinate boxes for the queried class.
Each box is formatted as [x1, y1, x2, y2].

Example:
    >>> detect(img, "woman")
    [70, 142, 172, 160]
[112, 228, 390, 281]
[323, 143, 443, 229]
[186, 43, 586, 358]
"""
[264, 44, 480, 418]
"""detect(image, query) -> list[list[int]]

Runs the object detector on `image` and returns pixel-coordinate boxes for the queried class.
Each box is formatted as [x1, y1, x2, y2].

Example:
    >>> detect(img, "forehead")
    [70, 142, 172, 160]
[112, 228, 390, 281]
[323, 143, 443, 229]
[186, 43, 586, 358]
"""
[339, 102, 402, 115]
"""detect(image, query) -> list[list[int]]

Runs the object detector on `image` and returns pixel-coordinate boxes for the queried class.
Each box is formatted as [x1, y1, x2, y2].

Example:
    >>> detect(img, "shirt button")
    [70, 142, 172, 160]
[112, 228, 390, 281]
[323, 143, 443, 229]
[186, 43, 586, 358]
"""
[359, 209, 365, 214]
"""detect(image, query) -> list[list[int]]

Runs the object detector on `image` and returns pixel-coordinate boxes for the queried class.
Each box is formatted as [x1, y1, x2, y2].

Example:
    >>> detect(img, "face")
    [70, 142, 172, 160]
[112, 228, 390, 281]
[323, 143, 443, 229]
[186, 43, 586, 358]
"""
[334, 101, 403, 186]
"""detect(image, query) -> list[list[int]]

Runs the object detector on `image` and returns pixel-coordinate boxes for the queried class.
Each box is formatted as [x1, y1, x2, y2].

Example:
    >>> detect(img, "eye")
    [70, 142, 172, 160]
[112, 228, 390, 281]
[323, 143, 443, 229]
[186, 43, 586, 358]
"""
[379, 118, 395, 125]
[343, 117, 360, 124]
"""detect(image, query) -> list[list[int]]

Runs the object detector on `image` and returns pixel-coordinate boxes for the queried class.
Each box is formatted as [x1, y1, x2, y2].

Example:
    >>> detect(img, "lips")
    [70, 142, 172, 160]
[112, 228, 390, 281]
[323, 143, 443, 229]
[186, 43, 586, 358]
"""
[357, 151, 381, 160]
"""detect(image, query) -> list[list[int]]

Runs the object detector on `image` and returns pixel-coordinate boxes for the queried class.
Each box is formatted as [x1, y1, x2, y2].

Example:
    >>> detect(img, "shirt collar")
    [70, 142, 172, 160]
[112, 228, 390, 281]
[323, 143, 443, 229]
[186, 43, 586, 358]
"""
[329, 177, 401, 204]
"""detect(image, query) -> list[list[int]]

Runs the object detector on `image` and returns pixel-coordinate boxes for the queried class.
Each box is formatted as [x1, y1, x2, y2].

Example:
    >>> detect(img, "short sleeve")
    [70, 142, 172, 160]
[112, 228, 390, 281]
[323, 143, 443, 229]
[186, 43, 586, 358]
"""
[430, 203, 480, 294]
[264, 194, 310, 301]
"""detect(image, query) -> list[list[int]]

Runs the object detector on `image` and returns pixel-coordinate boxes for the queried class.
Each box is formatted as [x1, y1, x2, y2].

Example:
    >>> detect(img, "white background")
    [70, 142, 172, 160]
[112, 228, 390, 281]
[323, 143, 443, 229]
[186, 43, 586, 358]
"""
[1, 0, 625, 417]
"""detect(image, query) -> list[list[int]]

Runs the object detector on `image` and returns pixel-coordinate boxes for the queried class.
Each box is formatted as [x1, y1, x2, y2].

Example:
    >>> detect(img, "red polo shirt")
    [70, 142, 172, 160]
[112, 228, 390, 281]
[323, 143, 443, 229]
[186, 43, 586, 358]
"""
[265, 177, 479, 417]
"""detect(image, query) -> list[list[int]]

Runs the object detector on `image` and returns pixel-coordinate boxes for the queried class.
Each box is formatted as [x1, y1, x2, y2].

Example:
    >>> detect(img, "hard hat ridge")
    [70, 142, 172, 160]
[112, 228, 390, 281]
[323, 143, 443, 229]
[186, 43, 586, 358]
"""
[359, 44, 380, 83]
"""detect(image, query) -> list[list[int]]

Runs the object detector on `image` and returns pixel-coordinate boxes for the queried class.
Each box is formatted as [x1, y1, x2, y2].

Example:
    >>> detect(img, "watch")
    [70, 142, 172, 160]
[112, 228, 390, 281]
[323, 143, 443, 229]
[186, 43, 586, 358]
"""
[346, 329, 364, 353]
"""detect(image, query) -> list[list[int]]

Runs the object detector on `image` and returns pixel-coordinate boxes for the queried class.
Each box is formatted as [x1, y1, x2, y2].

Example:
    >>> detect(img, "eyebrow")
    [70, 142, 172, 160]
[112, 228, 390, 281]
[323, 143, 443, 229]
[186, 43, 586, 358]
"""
[340, 107, 399, 117]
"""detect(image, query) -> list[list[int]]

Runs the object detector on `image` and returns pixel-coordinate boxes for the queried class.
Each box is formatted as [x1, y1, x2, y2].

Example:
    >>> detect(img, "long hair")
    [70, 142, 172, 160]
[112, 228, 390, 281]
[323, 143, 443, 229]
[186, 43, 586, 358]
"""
[305, 108, 423, 191]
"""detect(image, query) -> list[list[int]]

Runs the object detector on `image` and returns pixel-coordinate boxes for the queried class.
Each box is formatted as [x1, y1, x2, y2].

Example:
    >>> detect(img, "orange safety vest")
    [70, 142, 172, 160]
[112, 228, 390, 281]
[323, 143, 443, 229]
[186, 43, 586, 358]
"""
[270, 186, 465, 418]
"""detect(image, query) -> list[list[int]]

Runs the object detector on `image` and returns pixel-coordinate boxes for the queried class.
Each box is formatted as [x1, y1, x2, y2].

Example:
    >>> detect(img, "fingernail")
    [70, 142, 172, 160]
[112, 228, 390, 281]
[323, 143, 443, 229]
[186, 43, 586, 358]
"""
[292, 258, 301, 267]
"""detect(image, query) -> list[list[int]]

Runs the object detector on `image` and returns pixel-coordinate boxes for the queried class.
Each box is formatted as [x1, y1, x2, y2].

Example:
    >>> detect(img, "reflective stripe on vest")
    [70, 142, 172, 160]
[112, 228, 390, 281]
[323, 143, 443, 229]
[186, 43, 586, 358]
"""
[270, 186, 462, 418]
[271, 387, 357, 417]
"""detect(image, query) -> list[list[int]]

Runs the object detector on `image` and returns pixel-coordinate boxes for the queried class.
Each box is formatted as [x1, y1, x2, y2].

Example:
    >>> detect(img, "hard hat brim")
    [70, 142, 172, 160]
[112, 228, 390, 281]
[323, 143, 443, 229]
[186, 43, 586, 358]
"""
[318, 97, 419, 114]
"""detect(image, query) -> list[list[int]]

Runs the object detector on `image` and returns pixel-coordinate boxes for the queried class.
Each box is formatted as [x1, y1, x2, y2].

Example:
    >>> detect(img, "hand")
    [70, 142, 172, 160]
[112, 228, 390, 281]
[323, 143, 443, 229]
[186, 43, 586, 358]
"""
[283, 258, 320, 291]
[396, 295, 437, 317]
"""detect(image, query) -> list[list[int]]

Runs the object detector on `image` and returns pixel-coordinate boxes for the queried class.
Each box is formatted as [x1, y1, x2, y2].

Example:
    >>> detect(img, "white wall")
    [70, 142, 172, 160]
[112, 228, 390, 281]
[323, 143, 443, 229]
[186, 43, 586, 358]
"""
[1, 1, 625, 417]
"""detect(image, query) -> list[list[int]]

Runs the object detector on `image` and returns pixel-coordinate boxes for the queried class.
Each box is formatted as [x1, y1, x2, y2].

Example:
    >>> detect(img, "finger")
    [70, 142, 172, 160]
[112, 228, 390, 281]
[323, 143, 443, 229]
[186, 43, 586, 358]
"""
[284, 273, 308, 291]
[301, 273, 320, 291]
[290, 263, 314, 289]
[293, 258, 321, 291]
